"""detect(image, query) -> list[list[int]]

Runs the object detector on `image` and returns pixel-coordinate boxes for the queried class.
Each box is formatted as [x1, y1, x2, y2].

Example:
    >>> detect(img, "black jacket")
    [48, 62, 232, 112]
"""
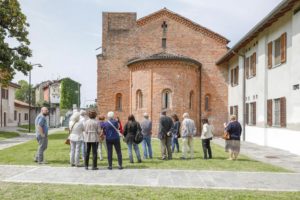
[124, 121, 141, 144]
[158, 115, 174, 139]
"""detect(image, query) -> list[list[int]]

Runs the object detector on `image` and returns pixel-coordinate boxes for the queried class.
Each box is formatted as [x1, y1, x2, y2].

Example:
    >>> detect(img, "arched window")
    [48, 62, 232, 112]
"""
[189, 91, 194, 109]
[116, 93, 122, 111]
[205, 94, 210, 112]
[136, 90, 143, 109]
[162, 89, 172, 109]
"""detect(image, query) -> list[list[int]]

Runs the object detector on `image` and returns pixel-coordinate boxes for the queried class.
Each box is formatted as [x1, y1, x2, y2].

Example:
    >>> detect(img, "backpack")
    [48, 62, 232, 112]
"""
[134, 123, 143, 144]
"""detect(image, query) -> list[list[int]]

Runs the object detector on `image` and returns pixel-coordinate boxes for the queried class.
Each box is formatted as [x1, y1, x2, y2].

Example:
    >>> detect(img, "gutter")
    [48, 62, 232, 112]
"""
[233, 51, 246, 141]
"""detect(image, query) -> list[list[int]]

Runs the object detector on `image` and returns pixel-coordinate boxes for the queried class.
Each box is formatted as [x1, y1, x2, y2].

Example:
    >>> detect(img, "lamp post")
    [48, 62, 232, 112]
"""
[28, 64, 43, 133]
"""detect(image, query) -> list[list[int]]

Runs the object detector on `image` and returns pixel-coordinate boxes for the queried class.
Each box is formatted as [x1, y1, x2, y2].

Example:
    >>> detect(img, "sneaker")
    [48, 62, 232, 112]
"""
[138, 160, 142, 163]
[92, 167, 99, 170]
[180, 157, 186, 160]
[107, 166, 112, 170]
[118, 166, 123, 170]
[75, 164, 83, 167]
[38, 161, 48, 165]
[71, 164, 75, 167]
[85, 166, 88, 170]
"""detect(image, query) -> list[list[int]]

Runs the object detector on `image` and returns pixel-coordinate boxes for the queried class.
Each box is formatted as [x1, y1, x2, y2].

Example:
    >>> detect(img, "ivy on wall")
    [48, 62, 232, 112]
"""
[60, 78, 80, 110]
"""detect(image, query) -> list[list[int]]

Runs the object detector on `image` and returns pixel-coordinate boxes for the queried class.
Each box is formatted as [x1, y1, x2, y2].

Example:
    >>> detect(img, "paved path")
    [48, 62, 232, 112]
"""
[0, 165, 300, 191]
[0, 128, 64, 150]
[212, 138, 300, 173]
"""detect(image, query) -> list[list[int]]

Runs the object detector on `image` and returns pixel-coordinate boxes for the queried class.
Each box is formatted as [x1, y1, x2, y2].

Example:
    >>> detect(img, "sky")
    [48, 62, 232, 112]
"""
[14, 0, 282, 107]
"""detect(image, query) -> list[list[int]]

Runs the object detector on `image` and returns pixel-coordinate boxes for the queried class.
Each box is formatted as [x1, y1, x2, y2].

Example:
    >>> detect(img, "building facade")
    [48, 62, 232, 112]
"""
[217, 0, 300, 155]
[97, 8, 230, 135]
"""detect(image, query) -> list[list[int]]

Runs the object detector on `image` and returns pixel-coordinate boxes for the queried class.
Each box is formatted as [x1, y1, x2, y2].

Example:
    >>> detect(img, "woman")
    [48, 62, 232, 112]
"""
[69, 112, 85, 167]
[171, 114, 180, 153]
[224, 115, 242, 160]
[201, 118, 213, 159]
[123, 114, 142, 163]
[101, 111, 123, 170]
[84, 110, 100, 170]
[116, 116, 123, 135]
[98, 115, 107, 161]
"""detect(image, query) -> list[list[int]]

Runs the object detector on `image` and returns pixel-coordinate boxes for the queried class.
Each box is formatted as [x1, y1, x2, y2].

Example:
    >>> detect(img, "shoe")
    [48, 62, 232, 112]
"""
[38, 161, 48, 165]
[180, 157, 186, 160]
[85, 166, 88, 170]
[71, 164, 75, 167]
[138, 160, 142, 163]
[118, 166, 123, 170]
[203, 158, 208, 160]
[107, 166, 112, 170]
[92, 167, 99, 170]
[75, 164, 83, 167]
[162, 157, 167, 160]
[130, 161, 134, 164]
[100, 158, 103, 161]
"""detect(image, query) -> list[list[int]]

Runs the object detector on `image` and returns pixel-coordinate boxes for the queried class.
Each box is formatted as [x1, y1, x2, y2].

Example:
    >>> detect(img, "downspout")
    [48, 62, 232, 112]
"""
[199, 65, 202, 135]
[0, 86, 2, 127]
[233, 51, 246, 141]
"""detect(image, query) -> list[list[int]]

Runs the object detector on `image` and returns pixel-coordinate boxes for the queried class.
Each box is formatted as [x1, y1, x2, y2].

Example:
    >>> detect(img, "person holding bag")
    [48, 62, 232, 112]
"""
[123, 114, 142, 163]
[69, 112, 85, 167]
[101, 111, 123, 170]
[201, 118, 213, 159]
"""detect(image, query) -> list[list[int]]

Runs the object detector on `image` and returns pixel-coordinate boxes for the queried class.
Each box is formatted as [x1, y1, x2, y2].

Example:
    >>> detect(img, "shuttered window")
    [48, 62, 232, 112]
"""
[268, 97, 286, 128]
[229, 105, 238, 121]
[273, 99, 281, 126]
[246, 53, 257, 79]
[231, 66, 239, 86]
[268, 32, 287, 69]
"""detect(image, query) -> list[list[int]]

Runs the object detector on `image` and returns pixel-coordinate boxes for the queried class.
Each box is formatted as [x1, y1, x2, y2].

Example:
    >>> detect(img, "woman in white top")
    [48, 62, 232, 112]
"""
[201, 118, 213, 159]
[69, 112, 84, 167]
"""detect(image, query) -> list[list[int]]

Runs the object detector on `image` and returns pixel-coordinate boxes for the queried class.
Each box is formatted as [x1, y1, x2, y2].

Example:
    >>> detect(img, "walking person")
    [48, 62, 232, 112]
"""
[84, 110, 100, 170]
[140, 113, 153, 159]
[224, 115, 242, 160]
[98, 115, 107, 161]
[158, 110, 174, 160]
[171, 114, 180, 153]
[34, 107, 49, 164]
[69, 112, 85, 167]
[79, 110, 88, 162]
[101, 111, 123, 170]
[181, 113, 196, 160]
[123, 114, 142, 163]
[201, 118, 213, 159]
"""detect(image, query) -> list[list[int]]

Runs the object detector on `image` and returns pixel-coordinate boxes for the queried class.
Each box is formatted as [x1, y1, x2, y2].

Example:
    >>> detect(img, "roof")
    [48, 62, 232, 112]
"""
[127, 52, 202, 67]
[216, 0, 299, 65]
[14, 100, 31, 108]
[8, 82, 21, 89]
[137, 8, 229, 44]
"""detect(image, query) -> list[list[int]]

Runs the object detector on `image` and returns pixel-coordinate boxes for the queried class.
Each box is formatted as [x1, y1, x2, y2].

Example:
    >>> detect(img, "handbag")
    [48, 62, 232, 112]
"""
[223, 131, 230, 140]
[65, 122, 76, 145]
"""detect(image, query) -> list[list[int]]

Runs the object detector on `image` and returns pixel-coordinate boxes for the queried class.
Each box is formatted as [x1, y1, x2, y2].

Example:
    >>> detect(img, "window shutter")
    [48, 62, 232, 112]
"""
[236, 66, 239, 85]
[246, 103, 249, 125]
[230, 106, 233, 115]
[253, 102, 256, 125]
[230, 69, 234, 86]
[267, 99, 273, 126]
[268, 42, 273, 68]
[280, 97, 286, 127]
[281, 32, 287, 64]
[245, 58, 249, 79]
[252, 53, 256, 76]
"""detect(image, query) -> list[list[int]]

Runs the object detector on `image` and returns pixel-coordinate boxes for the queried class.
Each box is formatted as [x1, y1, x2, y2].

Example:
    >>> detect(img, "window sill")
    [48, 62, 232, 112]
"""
[231, 84, 239, 87]
[246, 75, 256, 80]
[270, 62, 285, 69]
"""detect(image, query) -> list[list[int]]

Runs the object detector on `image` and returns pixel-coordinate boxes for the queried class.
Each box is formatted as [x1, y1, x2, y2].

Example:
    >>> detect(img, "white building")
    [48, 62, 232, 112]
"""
[217, 0, 300, 155]
[0, 83, 21, 127]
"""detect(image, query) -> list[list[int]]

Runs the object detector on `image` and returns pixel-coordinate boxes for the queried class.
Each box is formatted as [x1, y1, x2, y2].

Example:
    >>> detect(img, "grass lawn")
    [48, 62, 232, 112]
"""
[18, 124, 35, 133]
[0, 131, 19, 141]
[0, 131, 288, 172]
[0, 182, 299, 200]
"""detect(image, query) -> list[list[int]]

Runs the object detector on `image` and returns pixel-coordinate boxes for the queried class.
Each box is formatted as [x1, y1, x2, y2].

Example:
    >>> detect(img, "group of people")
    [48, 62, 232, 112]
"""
[34, 107, 243, 169]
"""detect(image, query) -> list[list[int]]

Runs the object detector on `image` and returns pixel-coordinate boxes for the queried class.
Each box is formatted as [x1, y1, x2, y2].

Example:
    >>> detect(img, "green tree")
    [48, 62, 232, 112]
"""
[15, 79, 34, 104]
[0, 0, 32, 85]
[60, 78, 81, 110]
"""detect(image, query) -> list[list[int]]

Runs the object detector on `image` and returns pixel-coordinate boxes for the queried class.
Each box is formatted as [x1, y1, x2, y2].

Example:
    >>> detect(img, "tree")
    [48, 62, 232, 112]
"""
[60, 78, 81, 110]
[15, 79, 34, 104]
[0, 0, 32, 85]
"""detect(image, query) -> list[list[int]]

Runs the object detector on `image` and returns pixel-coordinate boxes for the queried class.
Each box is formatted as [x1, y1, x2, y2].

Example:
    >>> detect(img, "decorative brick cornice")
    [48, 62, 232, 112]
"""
[137, 8, 229, 45]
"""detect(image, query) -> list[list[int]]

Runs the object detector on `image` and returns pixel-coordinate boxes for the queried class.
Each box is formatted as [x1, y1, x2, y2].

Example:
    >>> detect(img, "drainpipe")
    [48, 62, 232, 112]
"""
[0, 86, 2, 127]
[233, 51, 246, 141]
[199, 65, 202, 135]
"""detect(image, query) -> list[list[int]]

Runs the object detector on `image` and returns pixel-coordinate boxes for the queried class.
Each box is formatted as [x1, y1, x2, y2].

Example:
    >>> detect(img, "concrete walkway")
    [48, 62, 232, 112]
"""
[212, 138, 300, 173]
[0, 128, 64, 150]
[0, 165, 300, 191]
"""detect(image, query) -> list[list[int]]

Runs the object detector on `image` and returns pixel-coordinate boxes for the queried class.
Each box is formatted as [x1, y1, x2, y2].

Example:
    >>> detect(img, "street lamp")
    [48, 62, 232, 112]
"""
[28, 63, 43, 133]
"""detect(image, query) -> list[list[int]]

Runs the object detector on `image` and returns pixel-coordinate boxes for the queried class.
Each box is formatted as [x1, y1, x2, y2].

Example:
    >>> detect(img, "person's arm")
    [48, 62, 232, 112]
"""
[123, 123, 128, 137]
[158, 118, 163, 134]
[38, 117, 45, 137]
[202, 124, 208, 137]
[192, 121, 197, 136]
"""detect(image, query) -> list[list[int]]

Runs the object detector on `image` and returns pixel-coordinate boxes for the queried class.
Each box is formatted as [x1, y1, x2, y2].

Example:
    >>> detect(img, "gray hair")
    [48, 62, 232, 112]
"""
[183, 112, 190, 119]
[107, 111, 114, 119]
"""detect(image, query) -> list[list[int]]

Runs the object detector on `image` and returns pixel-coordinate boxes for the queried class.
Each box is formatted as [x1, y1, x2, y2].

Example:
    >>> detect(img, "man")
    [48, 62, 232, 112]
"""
[158, 110, 173, 160]
[140, 112, 153, 159]
[181, 113, 196, 159]
[34, 107, 49, 164]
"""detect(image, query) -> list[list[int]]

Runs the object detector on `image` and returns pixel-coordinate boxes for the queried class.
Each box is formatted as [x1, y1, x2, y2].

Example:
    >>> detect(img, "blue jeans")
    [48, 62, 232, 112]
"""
[127, 142, 141, 162]
[81, 141, 86, 160]
[142, 135, 153, 159]
[172, 136, 179, 153]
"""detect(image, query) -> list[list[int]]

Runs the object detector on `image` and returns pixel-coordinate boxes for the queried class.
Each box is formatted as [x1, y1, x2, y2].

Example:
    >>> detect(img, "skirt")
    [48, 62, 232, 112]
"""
[225, 140, 240, 153]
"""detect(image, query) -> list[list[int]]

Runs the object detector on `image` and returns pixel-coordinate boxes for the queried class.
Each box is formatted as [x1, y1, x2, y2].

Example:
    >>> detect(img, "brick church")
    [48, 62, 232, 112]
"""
[97, 8, 229, 135]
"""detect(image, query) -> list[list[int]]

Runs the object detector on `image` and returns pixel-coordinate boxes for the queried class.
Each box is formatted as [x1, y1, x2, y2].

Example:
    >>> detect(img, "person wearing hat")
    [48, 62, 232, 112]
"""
[158, 110, 174, 160]
[140, 112, 153, 159]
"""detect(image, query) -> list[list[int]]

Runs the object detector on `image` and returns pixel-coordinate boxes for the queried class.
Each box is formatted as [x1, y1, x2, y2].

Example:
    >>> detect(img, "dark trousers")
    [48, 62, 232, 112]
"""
[202, 139, 212, 159]
[85, 142, 98, 168]
[106, 139, 122, 167]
